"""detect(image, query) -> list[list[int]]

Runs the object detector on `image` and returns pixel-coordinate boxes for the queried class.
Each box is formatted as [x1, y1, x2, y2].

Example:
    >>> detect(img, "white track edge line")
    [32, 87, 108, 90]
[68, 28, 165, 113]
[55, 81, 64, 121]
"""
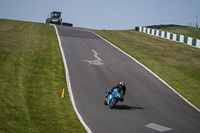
[91, 31, 200, 113]
[53, 25, 92, 133]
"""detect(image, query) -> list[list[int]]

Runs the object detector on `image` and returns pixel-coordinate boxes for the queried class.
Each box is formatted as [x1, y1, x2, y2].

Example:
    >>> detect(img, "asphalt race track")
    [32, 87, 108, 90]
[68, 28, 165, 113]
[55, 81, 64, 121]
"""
[56, 25, 200, 133]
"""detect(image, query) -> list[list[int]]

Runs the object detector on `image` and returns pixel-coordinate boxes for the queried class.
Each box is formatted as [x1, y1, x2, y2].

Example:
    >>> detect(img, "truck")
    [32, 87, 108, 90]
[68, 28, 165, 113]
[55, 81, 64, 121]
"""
[46, 11, 73, 26]
[46, 11, 62, 25]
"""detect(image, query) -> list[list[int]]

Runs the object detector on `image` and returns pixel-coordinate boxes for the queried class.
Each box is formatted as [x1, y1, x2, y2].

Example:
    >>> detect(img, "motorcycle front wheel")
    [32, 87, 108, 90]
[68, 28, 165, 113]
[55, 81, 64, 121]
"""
[109, 98, 117, 109]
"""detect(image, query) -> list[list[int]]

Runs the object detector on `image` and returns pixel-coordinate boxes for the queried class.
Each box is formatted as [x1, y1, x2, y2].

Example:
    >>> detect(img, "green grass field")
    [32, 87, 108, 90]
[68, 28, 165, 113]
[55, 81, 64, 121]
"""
[92, 29, 200, 109]
[0, 19, 86, 133]
[160, 26, 200, 39]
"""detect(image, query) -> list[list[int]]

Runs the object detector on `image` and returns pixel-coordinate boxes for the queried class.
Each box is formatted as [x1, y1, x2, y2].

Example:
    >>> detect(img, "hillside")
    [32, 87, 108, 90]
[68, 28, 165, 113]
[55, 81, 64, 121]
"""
[160, 26, 200, 39]
[0, 19, 86, 133]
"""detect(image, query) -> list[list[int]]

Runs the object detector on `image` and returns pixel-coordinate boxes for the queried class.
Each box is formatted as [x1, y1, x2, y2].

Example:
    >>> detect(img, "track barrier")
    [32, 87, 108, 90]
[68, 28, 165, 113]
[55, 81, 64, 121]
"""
[137, 26, 200, 48]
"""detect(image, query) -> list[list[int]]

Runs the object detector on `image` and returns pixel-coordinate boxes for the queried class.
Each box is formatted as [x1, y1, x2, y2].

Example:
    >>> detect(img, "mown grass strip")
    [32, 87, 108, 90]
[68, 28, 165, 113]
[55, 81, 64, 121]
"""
[92, 29, 200, 109]
[0, 19, 86, 133]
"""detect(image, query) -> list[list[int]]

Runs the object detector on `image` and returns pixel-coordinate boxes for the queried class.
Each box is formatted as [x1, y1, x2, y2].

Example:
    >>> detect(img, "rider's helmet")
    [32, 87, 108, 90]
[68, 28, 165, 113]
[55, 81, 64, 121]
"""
[119, 81, 125, 88]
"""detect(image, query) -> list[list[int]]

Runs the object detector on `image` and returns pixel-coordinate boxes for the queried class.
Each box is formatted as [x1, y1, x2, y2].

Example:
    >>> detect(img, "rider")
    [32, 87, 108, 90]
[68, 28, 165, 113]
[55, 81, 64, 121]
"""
[106, 81, 126, 101]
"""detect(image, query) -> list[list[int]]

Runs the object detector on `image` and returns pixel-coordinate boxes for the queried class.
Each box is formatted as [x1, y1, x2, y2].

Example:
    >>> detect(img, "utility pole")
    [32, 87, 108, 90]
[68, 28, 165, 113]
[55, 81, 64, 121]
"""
[196, 16, 199, 31]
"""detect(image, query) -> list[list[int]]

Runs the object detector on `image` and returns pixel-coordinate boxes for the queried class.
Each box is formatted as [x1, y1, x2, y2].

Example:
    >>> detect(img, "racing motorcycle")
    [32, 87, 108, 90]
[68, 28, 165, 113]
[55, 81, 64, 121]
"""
[104, 88, 123, 109]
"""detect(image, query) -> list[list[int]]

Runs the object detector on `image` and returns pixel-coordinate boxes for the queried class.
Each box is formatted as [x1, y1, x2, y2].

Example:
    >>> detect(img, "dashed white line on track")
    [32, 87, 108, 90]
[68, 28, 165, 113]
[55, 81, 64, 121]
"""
[145, 123, 172, 132]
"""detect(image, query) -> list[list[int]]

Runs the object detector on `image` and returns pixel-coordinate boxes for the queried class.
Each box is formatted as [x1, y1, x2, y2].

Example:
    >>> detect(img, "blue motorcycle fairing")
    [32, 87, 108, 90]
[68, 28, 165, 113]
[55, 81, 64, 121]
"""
[107, 88, 123, 106]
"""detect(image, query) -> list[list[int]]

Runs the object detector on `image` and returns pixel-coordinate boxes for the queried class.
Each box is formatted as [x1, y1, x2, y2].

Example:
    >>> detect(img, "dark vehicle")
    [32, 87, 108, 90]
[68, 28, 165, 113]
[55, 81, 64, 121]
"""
[46, 11, 62, 25]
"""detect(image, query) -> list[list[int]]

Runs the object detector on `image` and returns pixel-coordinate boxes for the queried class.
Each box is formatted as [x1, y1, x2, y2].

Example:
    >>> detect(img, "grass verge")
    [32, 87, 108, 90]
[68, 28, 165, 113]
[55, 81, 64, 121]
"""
[159, 26, 200, 39]
[0, 19, 86, 133]
[92, 29, 200, 109]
